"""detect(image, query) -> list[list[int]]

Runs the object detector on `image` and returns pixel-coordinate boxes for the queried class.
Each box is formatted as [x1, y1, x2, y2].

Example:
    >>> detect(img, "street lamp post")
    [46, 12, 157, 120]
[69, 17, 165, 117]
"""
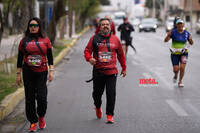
[190, 0, 193, 32]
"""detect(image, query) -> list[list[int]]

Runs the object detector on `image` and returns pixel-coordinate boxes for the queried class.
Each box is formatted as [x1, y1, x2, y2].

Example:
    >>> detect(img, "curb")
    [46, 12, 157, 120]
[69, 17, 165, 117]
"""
[0, 88, 24, 121]
[0, 26, 90, 121]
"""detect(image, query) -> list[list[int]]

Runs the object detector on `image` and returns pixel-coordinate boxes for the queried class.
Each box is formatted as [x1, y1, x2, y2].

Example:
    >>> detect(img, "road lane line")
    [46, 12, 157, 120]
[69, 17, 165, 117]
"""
[153, 72, 174, 90]
[166, 99, 188, 117]
[185, 99, 200, 116]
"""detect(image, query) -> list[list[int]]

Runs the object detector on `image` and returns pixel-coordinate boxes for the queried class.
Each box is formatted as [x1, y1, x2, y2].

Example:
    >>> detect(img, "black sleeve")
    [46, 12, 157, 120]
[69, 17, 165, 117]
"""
[129, 24, 135, 32]
[117, 25, 121, 31]
[47, 48, 54, 65]
[17, 50, 24, 68]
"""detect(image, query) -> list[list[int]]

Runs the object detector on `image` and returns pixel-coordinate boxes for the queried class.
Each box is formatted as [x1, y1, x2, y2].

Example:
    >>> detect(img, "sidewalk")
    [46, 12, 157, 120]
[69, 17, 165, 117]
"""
[0, 27, 89, 133]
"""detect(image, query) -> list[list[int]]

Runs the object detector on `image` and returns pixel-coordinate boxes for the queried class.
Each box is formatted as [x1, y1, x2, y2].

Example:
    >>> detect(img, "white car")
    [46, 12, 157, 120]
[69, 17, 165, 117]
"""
[165, 17, 175, 32]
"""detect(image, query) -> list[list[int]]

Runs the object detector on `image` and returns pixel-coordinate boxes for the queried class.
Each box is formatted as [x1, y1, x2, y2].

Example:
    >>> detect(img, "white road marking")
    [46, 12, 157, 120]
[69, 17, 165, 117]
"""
[166, 99, 188, 117]
[149, 67, 174, 90]
[185, 99, 200, 116]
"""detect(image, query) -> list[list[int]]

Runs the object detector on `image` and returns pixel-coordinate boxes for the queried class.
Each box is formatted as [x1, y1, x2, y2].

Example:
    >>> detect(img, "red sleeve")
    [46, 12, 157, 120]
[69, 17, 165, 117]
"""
[111, 22, 116, 35]
[116, 37, 126, 71]
[84, 36, 94, 61]
[95, 26, 100, 34]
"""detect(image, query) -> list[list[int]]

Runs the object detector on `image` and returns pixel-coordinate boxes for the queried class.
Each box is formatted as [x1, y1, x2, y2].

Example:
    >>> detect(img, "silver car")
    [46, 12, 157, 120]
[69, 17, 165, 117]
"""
[138, 18, 157, 32]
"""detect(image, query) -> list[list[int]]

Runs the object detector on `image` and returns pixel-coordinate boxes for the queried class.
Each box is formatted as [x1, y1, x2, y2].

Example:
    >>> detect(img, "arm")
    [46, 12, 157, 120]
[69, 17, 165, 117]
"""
[84, 36, 96, 65]
[46, 38, 54, 82]
[129, 23, 135, 32]
[188, 35, 193, 45]
[164, 31, 171, 42]
[16, 40, 24, 86]
[117, 25, 121, 32]
[116, 39, 126, 77]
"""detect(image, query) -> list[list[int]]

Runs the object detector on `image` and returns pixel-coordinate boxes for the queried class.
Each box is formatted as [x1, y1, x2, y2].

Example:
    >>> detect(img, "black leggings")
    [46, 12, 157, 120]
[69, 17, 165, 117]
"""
[23, 65, 48, 124]
[93, 74, 117, 116]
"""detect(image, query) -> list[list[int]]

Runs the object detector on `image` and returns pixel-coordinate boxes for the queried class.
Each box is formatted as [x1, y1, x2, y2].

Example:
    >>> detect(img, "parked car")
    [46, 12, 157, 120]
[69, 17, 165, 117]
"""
[138, 18, 157, 32]
[165, 17, 175, 32]
[196, 19, 200, 34]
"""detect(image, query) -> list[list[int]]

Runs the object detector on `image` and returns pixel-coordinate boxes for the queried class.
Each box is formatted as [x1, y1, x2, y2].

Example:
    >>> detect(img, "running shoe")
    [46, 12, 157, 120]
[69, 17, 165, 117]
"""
[178, 83, 184, 87]
[173, 76, 177, 83]
[39, 117, 46, 129]
[29, 123, 37, 132]
[107, 115, 114, 124]
[95, 108, 102, 119]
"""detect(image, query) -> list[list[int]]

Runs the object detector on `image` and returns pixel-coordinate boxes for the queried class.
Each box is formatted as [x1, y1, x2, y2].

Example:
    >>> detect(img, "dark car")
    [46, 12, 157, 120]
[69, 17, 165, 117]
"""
[138, 18, 157, 32]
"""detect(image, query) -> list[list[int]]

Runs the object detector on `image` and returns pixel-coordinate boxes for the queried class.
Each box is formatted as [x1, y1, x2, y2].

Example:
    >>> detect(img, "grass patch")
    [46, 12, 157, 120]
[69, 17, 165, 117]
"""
[0, 57, 19, 103]
[0, 72, 18, 102]
[53, 39, 73, 57]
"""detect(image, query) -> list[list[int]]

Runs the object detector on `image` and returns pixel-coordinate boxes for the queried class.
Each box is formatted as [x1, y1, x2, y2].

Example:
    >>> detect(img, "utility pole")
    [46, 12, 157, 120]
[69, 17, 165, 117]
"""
[152, 0, 156, 18]
[164, 0, 168, 22]
[190, 0, 193, 32]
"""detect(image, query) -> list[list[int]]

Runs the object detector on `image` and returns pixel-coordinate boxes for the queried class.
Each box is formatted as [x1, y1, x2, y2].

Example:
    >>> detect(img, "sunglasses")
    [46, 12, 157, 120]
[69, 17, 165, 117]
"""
[29, 24, 39, 28]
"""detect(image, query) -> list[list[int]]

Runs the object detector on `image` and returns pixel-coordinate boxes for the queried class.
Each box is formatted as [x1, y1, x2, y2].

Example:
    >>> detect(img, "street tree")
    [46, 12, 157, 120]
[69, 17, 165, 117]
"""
[47, 0, 100, 44]
[74, 0, 100, 31]
[47, 0, 68, 44]
[0, 0, 35, 44]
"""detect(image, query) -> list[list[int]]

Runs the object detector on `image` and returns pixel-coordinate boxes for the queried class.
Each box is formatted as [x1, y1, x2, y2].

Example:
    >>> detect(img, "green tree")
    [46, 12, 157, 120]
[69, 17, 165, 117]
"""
[0, 0, 35, 42]
[74, 0, 100, 31]
[46, 0, 100, 44]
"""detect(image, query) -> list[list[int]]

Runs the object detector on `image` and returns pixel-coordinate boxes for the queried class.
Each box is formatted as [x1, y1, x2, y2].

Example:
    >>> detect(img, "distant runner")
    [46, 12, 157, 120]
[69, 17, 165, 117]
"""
[164, 18, 193, 87]
[117, 17, 135, 59]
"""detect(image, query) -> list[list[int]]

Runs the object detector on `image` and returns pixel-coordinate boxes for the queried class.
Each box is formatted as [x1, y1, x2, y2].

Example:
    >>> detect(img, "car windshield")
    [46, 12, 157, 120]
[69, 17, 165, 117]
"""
[141, 19, 155, 24]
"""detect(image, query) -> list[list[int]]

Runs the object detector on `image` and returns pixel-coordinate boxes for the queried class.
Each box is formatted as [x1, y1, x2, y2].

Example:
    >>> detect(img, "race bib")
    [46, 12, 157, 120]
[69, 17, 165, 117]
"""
[98, 52, 112, 63]
[27, 55, 42, 66]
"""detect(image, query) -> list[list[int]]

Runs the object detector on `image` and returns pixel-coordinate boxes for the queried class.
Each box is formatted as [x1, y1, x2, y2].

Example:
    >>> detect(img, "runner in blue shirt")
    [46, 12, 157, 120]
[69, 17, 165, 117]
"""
[164, 18, 193, 87]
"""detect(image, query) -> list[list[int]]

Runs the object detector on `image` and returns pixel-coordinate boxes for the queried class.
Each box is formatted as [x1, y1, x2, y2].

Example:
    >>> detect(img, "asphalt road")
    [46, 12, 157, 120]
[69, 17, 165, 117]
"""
[19, 28, 200, 133]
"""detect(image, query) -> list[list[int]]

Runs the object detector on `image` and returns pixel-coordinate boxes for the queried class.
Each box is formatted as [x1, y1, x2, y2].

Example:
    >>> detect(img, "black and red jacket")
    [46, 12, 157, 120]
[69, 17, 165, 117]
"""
[17, 36, 53, 72]
[84, 33, 126, 75]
